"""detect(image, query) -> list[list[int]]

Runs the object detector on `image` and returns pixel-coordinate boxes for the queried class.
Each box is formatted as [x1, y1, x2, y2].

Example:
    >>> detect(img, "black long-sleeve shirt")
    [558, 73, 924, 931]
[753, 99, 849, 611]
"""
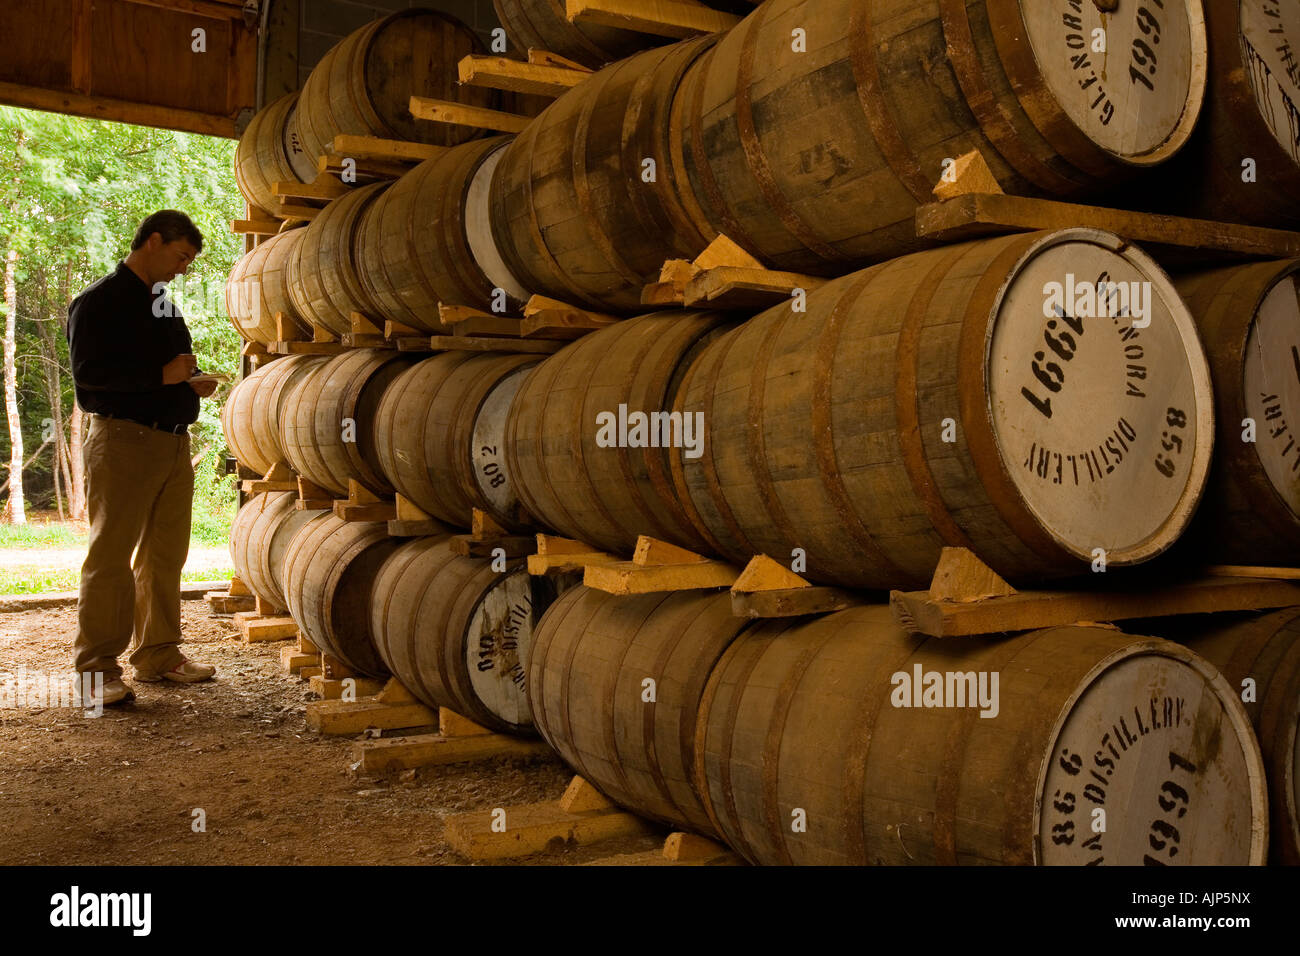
[67, 262, 199, 428]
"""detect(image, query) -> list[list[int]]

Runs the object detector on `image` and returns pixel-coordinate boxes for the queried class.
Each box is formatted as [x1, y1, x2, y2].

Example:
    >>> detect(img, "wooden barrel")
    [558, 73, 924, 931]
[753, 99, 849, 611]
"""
[294, 10, 495, 163]
[279, 349, 417, 497]
[1156, 1, 1300, 227]
[371, 536, 565, 735]
[528, 586, 752, 835]
[1168, 608, 1300, 865]
[672, 229, 1215, 590]
[374, 351, 540, 529]
[356, 137, 528, 329]
[506, 310, 734, 554]
[221, 354, 327, 477]
[228, 492, 324, 610]
[696, 605, 1267, 865]
[224, 229, 310, 345]
[488, 37, 719, 312]
[234, 91, 316, 217]
[288, 182, 389, 338]
[1172, 260, 1300, 563]
[674, 0, 1207, 274]
[283, 514, 402, 677]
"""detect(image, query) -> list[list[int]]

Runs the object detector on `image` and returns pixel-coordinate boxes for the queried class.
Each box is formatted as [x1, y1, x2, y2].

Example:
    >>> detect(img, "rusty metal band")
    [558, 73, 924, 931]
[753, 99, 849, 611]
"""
[694, 322, 762, 559]
[572, 57, 647, 291]
[842, 625, 937, 864]
[439, 145, 493, 310]
[847, 0, 934, 202]
[732, 4, 850, 263]
[983, 0, 1118, 181]
[940, 0, 1087, 195]
[745, 307, 810, 562]
[603, 596, 664, 799]
[957, 233, 1072, 569]
[707, 622, 779, 865]
[692, 635, 745, 844]
[811, 271, 909, 583]
[553, 590, 610, 788]
[685, 42, 765, 256]
[524, 345, 585, 539]
[525, 585, 572, 751]
[896, 243, 983, 556]
[567, 331, 630, 546]
[354, 19, 389, 138]
[667, 341, 735, 558]
[761, 618, 836, 866]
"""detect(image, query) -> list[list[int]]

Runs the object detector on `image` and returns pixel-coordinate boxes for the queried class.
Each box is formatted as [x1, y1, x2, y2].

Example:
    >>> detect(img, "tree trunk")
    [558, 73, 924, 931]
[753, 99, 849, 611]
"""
[69, 404, 85, 520]
[2, 246, 24, 524]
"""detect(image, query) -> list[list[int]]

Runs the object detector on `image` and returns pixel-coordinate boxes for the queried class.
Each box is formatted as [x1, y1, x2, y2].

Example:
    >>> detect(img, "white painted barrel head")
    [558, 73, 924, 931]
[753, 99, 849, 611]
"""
[465, 569, 536, 729]
[986, 228, 1213, 567]
[466, 141, 531, 304]
[1037, 642, 1267, 865]
[1016, 0, 1205, 163]
[471, 364, 534, 518]
[1242, 267, 1300, 519]
[1241, 0, 1300, 164]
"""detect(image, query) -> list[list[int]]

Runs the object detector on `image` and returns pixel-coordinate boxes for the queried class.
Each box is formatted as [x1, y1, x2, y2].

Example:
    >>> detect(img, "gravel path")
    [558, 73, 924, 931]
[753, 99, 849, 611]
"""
[0, 546, 230, 573]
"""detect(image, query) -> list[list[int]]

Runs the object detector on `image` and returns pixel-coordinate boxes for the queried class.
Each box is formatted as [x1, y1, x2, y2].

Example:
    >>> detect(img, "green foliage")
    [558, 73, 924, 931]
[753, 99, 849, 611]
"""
[0, 104, 243, 519]
[0, 565, 235, 595]
[0, 521, 85, 548]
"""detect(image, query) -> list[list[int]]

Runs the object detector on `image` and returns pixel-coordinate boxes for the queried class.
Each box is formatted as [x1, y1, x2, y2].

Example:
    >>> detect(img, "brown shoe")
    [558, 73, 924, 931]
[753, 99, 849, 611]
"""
[134, 657, 216, 683]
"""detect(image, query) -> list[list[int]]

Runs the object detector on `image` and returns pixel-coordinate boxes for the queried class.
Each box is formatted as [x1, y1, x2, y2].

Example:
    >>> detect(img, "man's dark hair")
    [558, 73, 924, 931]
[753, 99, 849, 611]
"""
[131, 210, 204, 253]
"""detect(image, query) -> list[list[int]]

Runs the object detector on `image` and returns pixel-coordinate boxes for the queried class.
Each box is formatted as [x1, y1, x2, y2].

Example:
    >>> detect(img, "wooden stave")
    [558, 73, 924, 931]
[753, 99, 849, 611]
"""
[1171, 608, 1300, 865]
[505, 310, 735, 555]
[222, 354, 328, 478]
[234, 92, 307, 218]
[293, 10, 494, 164]
[370, 536, 549, 735]
[488, 37, 720, 313]
[374, 351, 540, 530]
[288, 182, 390, 338]
[224, 229, 310, 346]
[527, 586, 752, 834]
[356, 137, 521, 329]
[1173, 259, 1300, 564]
[279, 349, 418, 498]
[671, 229, 1215, 591]
[674, 0, 1206, 275]
[695, 605, 1268, 866]
[282, 513, 400, 678]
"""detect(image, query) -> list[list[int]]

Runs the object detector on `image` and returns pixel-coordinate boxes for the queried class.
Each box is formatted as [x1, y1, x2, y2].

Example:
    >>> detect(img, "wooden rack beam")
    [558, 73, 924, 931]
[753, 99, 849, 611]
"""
[458, 55, 589, 98]
[409, 96, 532, 134]
[566, 0, 742, 38]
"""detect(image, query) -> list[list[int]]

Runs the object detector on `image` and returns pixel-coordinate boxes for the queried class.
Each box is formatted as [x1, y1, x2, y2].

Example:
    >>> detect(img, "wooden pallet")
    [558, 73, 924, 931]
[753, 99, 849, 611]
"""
[444, 776, 659, 862]
[586, 832, 743, 866]
[305, 677, 438, 735]
[889, 548, 1300, 638]
[353, 707, 552, 775]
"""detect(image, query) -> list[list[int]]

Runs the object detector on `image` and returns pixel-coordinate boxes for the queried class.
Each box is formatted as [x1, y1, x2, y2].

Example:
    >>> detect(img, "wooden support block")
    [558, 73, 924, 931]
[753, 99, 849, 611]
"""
[330, 134, 445, 164]
[388, 519, 444, 537]
[584, 535, 738, 594]
[272, 177, 349, 202]
[527, 535, 621, 574]
[232, 217, 282, 236]
[588, 832, 743, 866]
[308, 675, 386, 700]
[889, 574, 1300, 638]
[270, 339, 346, 356]
[281, 645, 319, 674]
[383, 319, 421, 341]
[317, 154, 411, 181]
[228, 576, 252, 597]
[353, 730, 551, 774]
[442, 309, 525, 337]
[242, 459, 298, 493]
[240, 340, 269, 359]
[438, 302, 515, 327]
[254, 595, 283, 617]
[520, 295, 619, 339]
[931, 149, 1004, 200]
[341, 311, 390, 349]
[458, 54, 589, 97]
[684, 266, 826, 310]
[565, 0, 741, 39]
[451, 534, 535, 558]
[559, 775, 613, 812]
[692, 234, 764, 271]
[409, 96, 532, 134]
[927, 547, 1017, 603]
[444, 776, 657, 861]
[472, 509, 508, 538]
[319, 653, 356, 681]
[305, 678, 438, 735]
[731, 586, 865, 619]
[296, 633, 319, 654]
[914, 193, 1300, 261]
[278, 201, 323, 221]
[333, 479, 396, 522]
[275, 312, 304, 343]
[1203, 564, 1300, 580]
[527, 49, 594, 72]
[237, 613, 299, 643]
[299, 665, 323, 679]
[427, 335, 564, 354]
[204, 591, 256, 614]
[296, 476, 336, 511]
[397, 337, 436, 352]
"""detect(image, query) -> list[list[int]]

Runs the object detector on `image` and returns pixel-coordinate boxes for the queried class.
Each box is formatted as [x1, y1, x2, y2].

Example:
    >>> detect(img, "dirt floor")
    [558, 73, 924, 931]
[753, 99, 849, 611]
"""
[0, 600, 665, 866]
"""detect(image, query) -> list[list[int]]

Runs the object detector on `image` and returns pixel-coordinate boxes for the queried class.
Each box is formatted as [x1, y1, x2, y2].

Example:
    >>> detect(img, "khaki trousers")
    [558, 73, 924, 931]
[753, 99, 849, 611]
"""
[74, 414, 194, 680]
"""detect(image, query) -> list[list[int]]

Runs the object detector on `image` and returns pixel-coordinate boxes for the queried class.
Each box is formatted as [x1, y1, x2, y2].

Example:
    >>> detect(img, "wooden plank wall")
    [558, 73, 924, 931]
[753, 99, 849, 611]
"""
[0, 0, 257, 138]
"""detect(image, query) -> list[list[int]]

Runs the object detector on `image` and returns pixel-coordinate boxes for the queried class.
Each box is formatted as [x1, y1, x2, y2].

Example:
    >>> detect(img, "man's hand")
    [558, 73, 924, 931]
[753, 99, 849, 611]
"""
[162, 353, 197, 385]
[189, 379, 218, 398]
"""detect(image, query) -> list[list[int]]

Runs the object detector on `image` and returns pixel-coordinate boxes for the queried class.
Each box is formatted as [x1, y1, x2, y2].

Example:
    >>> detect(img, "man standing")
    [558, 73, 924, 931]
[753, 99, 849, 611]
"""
[67, 210, 219, 707]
